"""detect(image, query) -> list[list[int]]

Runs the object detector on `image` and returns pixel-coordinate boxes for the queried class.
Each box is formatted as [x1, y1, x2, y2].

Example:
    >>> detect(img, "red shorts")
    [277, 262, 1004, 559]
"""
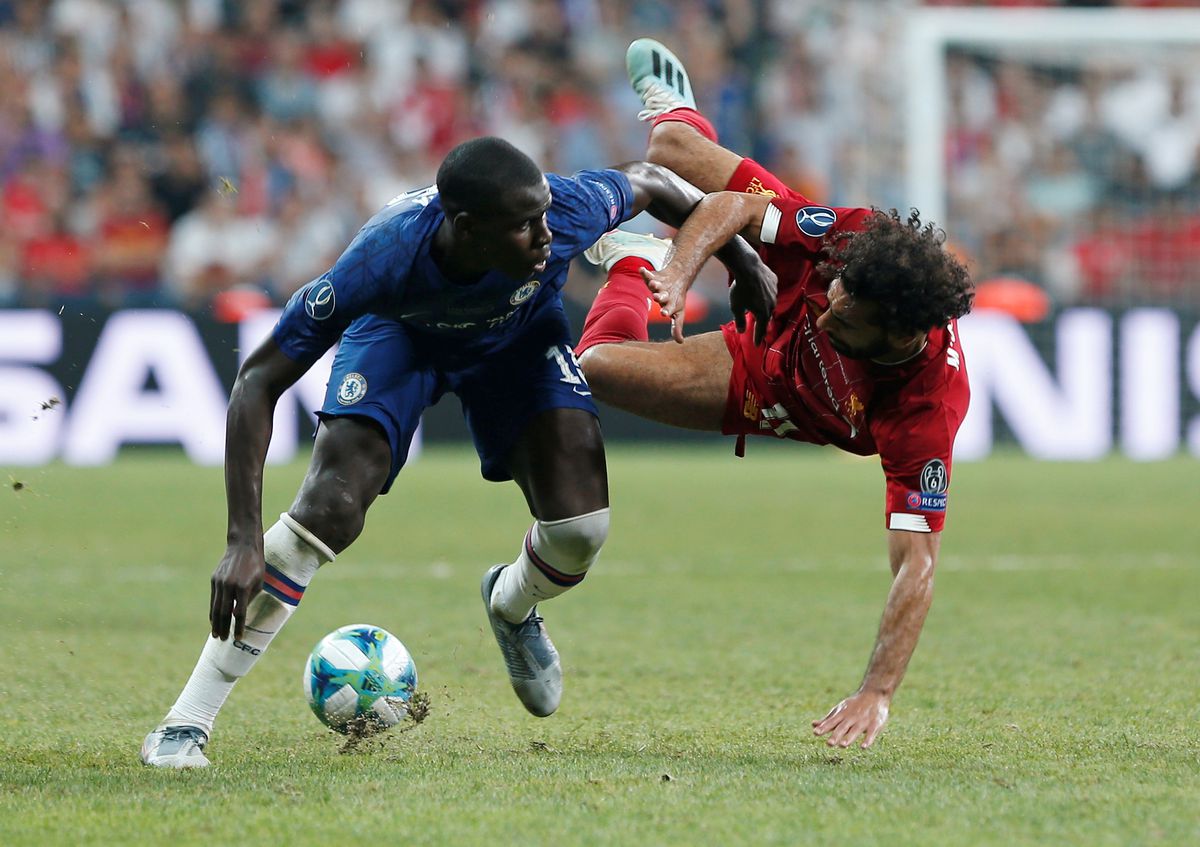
[718, 158, 799, 440]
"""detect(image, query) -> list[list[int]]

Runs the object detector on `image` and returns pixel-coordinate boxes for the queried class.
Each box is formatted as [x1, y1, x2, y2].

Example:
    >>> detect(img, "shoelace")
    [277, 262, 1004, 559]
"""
[160, 726, 207, 747]
[637, 81, 686, 122]
[492, 614, 549, 680]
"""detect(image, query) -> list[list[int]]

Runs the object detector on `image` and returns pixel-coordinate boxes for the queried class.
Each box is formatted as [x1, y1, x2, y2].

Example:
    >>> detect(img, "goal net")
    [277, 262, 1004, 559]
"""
[905, 7, 1200, 310]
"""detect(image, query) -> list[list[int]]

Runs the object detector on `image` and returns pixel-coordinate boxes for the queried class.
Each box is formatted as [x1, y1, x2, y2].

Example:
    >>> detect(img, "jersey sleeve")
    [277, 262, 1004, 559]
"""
[872, 402, 957, 534]
[271, 223, 401, 366]
[758, 199, 873, 254]
[870, 329, 970, 534]
[545, 169, 635, 257]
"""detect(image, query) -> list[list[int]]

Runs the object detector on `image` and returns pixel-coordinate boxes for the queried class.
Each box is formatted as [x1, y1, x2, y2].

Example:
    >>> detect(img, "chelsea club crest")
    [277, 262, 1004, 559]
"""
[337, 372, 367, 405]
[509, 279, 541, 305]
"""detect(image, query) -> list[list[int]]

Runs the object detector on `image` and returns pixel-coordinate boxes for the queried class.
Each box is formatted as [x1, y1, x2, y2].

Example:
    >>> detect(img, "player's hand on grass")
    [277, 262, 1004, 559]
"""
[813, 689, 890, 749]
[210, 543, 265, 641]
[729, 262, 778, 346]
[641, 266, 691, 343]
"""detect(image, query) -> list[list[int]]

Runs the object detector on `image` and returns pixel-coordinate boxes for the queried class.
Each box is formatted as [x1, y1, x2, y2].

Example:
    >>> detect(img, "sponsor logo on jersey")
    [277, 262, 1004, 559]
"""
[305, 277, 336, 320]
[920, 458, 948, 494]
[509, 279, 542, 305]
[795, 206, 837, 237]
[843, 391, 866, 432]
[336, 372, 367, 405]
[742, 388, 760, 421]
[585, 178, 621, 226]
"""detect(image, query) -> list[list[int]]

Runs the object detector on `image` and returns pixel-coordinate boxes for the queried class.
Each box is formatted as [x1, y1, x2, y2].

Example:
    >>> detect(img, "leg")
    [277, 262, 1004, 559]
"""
[499, 408, 610, 618]
[507, 407, 608, 520]
[288, 416, 393, 552]
[580, 331, 732, 431]
[577, 234, 733, 429]
[480, 408, 610, 717]
[647, 119, 742, 194]
[145, 319, 428, 766]
[457, 315, 610, 717]
[143, 419, 390, 768]
[625, 37, 743, 191]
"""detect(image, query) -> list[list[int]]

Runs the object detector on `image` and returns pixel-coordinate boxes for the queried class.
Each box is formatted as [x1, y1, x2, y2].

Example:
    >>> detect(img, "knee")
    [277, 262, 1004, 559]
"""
[536, 508, 610, 572]
[577, 346, 616, 400]
[647, 121, 694, 168]
[290, 480, 367, 553]
[577, 344, 600, 374]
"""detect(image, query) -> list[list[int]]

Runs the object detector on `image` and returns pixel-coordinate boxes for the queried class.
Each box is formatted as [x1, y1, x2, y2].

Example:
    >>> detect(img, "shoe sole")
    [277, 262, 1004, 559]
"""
[142, 753, 210, 769]
[627, 38, 695, 107]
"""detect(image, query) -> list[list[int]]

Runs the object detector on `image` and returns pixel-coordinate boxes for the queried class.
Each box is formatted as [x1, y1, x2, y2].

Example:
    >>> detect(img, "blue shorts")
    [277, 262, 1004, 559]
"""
[319, 306, 597, 491]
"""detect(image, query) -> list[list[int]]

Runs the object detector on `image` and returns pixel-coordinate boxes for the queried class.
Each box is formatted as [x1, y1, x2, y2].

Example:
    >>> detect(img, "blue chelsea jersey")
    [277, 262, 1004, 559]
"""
[273, 168, 635, 365]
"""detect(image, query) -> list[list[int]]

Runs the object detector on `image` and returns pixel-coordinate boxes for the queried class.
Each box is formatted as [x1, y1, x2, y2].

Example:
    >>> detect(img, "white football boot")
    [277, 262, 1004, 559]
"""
[626, 38, 697, 121]
[583, 229, 671, 273]
[140, 725, 211, 768]
[481, 564, 562, 717]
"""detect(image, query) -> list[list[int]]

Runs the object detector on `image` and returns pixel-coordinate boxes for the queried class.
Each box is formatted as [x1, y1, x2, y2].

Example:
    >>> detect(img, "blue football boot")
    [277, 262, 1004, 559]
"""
[140, 725, 211, 768]
[481, 564, 562, 717]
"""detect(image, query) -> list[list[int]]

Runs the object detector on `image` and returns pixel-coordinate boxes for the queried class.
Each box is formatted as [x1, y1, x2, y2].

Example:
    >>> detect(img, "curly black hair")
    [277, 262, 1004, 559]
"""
[817, 209, 974, 336]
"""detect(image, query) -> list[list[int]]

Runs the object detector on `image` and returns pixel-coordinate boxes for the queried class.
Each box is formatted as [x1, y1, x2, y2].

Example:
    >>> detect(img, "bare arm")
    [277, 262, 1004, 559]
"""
[209, 336, 308, 640]
[637, 191, 776, 342]
[613, 164, 777, 342]
[813, 530, 940, 749]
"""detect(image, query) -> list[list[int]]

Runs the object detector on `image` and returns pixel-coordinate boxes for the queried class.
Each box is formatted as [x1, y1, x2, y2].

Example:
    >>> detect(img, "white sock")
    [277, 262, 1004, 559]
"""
[490, 508, 610, 624]
[162, 514, 335, 734]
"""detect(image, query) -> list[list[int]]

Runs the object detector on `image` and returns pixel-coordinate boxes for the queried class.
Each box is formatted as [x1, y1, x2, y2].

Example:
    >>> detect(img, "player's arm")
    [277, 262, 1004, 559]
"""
[613, 163, 777, 343]
[635, 190, 776, 342]
[210, 337, 309, 641]
[813, 529, 940, 749]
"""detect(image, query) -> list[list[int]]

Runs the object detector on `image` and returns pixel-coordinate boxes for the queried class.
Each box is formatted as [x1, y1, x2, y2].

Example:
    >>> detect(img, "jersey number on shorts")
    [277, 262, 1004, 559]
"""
[546, 345, 591, 396]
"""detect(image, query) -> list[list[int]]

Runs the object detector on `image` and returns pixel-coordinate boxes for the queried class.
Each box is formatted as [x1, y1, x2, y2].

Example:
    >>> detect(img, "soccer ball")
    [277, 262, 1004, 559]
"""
[303, 624, 418, 734]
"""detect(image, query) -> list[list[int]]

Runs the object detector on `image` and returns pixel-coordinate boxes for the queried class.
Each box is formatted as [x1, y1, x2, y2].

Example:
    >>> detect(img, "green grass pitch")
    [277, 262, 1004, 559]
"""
[1, 446, 1197, 846]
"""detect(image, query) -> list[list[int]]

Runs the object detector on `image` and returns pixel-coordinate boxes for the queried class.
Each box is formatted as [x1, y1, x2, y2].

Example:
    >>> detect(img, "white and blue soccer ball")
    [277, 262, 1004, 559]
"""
[303, 624, 418, 734]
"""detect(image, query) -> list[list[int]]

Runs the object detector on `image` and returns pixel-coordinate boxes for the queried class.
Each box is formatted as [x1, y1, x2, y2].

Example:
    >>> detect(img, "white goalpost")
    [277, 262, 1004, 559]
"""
[902, 8, 1200, 460]
[904, 7, 1200, 231]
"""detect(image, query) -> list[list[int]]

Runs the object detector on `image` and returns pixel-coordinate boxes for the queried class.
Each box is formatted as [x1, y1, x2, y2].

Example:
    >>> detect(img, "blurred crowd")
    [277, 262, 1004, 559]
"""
[1, 0, 1198, 313]
[946, 49, 1200, 306]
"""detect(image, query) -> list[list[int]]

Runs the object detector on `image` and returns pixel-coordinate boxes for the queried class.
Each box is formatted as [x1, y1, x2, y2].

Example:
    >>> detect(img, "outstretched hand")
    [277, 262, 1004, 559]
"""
[641, 265, 691, 343]
[813, 690, 891, 749]
[729, 262, 778, 345]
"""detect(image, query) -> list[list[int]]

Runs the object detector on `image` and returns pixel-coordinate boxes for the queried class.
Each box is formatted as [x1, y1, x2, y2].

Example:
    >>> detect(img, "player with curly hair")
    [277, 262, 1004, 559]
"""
[576, 40, 975, 750]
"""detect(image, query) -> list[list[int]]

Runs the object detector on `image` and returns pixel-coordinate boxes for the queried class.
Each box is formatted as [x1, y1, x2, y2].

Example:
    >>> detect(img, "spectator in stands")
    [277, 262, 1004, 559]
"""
[163, 187, 278, 308]
[91, 151, 170, 304]
[151, 133, 208, 224]
[0, 0, 1196, 310]
[21, 208, 90, 304]
[264, 187, 350, 302]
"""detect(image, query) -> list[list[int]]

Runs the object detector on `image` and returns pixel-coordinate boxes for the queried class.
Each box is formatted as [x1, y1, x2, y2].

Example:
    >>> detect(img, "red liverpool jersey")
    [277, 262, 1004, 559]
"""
[720, 196, 970, 533]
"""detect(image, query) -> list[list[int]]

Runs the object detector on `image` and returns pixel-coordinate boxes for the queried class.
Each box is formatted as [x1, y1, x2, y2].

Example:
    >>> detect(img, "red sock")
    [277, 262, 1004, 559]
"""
[651, 107, 718, 143]
[576, 257, 653, 357]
